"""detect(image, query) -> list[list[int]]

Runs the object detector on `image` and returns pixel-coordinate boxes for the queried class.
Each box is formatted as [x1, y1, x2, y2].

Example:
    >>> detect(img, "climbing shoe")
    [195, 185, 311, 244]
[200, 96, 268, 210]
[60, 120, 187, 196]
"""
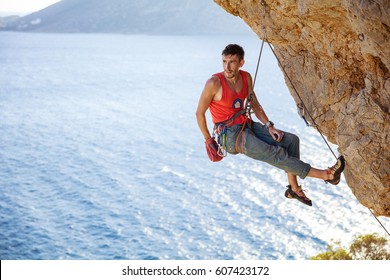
[285, 185, 312, 207]
[325, 155, 345, 185]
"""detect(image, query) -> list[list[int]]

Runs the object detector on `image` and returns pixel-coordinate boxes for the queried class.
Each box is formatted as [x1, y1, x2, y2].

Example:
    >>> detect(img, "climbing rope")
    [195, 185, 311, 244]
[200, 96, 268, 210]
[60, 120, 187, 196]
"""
[258, 0, 390, 238]
[253, 40, 265, 89]
[369, 209, 390, 237]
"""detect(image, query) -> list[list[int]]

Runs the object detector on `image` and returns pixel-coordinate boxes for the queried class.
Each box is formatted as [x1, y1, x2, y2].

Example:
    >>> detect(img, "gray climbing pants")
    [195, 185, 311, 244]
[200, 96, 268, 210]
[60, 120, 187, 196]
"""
[225, 122, 311, 179]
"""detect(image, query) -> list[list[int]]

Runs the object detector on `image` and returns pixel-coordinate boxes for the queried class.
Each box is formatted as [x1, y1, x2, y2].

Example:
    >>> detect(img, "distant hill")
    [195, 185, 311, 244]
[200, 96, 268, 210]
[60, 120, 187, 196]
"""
[0, 15, 20, 28]
[1, 0, 253, 35]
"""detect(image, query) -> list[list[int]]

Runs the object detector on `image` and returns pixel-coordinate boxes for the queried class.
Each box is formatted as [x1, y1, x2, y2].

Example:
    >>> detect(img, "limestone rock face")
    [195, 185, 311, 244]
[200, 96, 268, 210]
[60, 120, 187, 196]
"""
[215, 0, 390, 217]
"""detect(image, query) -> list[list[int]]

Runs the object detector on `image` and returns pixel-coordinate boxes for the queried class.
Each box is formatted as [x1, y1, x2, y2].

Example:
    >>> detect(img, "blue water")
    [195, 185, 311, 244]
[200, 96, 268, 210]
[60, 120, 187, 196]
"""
[1, 32, 389, 260]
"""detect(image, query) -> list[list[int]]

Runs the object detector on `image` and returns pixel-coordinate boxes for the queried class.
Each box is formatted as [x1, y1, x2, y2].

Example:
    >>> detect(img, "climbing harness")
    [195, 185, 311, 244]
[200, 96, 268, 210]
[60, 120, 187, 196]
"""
[258, 0, 390, 238]
[213, 109, 250, 156]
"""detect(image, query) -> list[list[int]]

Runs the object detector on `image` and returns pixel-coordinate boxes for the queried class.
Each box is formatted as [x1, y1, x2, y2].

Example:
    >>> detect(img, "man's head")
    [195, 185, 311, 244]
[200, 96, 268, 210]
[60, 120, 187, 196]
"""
[221, 44, 245, 61]
[221, 44, 245, 79]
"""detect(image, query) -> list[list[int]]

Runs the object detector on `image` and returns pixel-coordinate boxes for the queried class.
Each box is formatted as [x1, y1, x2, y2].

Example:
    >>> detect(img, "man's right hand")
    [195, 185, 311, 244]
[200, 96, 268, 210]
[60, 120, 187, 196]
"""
[205, 137, 223, 162]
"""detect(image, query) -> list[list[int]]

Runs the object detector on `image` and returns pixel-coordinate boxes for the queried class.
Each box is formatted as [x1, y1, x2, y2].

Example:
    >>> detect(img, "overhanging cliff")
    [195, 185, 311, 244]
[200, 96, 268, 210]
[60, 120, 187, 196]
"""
[214, 0, 390, 217]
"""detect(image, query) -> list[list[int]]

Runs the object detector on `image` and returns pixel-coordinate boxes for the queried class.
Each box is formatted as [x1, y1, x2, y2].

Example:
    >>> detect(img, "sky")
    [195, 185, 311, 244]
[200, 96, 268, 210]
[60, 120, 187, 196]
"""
[0, 0, 61, 15]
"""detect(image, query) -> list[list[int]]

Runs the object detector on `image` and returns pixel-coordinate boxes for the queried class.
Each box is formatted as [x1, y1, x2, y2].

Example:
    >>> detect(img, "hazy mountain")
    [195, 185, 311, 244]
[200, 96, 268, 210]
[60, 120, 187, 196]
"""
[0, 15, 20, 28]
[1, 0, 253, 35]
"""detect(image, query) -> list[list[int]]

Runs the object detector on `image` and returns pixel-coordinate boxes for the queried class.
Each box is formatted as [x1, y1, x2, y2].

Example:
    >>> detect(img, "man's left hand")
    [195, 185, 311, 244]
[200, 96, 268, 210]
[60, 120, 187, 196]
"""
[268, 126, 284, 142]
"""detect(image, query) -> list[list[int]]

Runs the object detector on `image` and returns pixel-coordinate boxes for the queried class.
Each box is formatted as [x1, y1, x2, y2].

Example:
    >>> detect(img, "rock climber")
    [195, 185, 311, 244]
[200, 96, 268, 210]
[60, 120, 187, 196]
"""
[195, 43, 345, 206]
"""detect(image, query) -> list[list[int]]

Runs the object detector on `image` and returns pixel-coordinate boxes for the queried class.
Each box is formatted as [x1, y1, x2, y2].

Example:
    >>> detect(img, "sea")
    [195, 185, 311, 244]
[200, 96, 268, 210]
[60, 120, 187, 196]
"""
[0, 31, 389, 260]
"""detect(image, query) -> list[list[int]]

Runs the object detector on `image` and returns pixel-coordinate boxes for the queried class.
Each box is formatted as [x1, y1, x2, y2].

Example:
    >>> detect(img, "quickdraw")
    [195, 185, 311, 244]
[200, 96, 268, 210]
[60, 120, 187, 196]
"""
[213, 123, 228, 157]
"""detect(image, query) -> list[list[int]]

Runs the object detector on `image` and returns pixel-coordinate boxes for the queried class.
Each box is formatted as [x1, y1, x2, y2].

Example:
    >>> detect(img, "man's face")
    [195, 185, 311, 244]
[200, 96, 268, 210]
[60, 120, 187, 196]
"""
[222, 54, 244, 79]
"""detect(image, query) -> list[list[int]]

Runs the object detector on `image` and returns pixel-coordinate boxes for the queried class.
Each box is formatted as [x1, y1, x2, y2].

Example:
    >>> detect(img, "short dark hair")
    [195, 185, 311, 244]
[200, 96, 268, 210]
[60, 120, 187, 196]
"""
[222, 44, 245, 61]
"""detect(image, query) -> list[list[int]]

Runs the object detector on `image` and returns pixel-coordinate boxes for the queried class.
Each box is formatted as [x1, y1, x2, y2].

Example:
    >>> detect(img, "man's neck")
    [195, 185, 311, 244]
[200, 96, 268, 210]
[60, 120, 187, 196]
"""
[224, 70, 241, 84]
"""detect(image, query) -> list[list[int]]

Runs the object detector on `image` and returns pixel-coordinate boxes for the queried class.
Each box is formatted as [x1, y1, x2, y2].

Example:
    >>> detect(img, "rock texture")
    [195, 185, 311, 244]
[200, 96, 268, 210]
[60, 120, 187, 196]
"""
[215, 0, 390, 217]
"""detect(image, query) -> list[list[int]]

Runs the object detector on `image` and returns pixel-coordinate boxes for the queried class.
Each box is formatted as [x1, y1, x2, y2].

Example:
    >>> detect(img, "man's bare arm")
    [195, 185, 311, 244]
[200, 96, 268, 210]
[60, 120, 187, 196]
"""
[195, 77, 219, 140]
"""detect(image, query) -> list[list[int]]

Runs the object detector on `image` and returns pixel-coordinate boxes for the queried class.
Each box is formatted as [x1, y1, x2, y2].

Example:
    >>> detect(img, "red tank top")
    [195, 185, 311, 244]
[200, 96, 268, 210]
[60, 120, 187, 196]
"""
[209, 70, 249, 125]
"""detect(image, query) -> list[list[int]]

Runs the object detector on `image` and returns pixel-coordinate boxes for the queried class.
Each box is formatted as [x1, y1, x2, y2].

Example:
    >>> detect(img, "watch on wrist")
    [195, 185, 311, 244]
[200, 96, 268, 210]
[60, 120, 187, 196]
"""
[266, 121, 274, 129]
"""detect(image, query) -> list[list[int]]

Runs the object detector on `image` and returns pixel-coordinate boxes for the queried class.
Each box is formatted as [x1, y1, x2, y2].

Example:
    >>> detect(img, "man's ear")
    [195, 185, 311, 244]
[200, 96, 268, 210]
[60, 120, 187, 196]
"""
[240, 59, 245, 67]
